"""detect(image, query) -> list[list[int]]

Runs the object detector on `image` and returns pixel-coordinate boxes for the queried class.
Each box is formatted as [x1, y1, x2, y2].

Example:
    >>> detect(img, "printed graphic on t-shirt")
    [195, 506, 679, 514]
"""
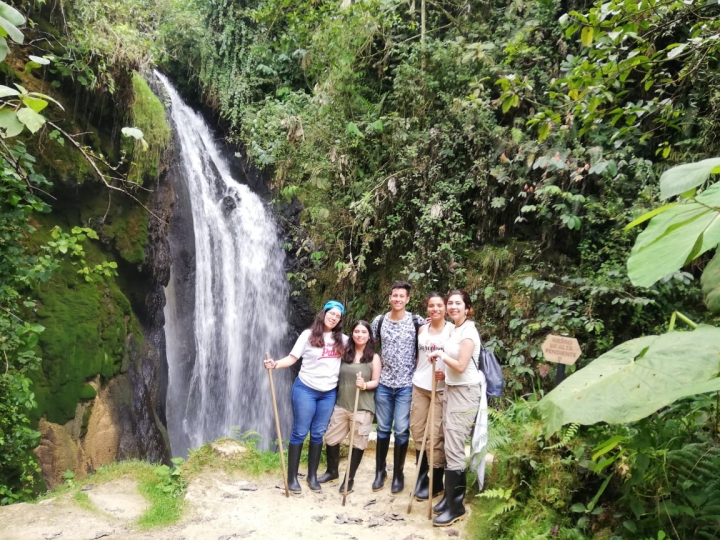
[419, 342, 443, 353]
[321, 345, 341, 358]
[372, 312, 425, 388]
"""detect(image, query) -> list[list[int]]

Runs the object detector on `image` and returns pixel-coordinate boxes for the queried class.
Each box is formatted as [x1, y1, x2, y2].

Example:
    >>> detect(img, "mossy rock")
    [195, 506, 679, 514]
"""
[29, 216, 142, 424]
[78, 385, 97, 400]
[100, 201, 149, 265]
[124, 72, 171, 184]
[70, 187, 150, 266]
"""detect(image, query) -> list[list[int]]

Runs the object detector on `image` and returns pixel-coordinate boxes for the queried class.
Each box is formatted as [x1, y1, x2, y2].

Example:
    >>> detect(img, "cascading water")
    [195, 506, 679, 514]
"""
[158, 72, 292, 456]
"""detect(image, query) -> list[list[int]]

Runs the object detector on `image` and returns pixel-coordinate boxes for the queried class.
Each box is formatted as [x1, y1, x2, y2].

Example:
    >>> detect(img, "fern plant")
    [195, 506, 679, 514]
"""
[665, 442, 720, 540]
[477, 488, 519, 520]
[545, 423, 580, 451]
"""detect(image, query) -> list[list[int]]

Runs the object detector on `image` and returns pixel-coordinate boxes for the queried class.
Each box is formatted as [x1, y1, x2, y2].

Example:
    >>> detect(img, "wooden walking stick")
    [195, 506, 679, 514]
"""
[342, 385, 361, 506]
[428, 358, 437, 520]
[407, 409, 432, 514]
[266, 352, 289, 498]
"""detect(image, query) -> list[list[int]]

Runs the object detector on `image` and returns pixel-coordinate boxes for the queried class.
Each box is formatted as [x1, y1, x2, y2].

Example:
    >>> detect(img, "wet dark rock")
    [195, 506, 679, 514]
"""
[222, 195, 237, 214]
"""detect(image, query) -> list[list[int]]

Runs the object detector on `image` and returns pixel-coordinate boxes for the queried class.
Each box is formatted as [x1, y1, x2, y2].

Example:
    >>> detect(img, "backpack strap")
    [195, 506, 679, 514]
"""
[412, 314, 421, 355]
[376, 313, 386, 343]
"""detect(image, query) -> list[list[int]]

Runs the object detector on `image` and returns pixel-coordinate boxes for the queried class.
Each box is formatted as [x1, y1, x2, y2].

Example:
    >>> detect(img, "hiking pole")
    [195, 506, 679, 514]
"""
[407, 402, 432, 514]
[266, 352, 289, 498]
[342, 385, 361, 506]
[428, 358, 437, 520]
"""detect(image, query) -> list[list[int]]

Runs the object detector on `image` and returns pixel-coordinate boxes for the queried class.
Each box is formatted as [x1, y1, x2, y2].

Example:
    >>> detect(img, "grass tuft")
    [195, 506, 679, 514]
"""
[38, 460, 185, 529]
[184, 437, 287, 479]
[72, 490, 95, 512]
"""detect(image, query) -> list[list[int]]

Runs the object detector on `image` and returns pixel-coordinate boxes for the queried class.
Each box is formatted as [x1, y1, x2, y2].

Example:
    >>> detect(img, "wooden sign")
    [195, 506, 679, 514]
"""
[541, 335, 582, 365]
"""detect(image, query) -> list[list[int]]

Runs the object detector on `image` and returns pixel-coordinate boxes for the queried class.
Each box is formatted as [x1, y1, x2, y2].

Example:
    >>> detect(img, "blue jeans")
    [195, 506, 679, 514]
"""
[375, 383, 412, 445]
[290, 378, 337, 445]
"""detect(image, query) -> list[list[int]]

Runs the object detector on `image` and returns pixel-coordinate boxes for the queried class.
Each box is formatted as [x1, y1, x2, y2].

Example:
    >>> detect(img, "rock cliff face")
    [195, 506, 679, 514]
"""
[33, 158, 175, 488]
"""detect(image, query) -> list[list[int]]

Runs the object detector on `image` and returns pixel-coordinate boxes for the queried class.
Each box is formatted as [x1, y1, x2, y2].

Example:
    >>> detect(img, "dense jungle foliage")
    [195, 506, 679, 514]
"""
[1, 0, 720, 538]
[0, 0, 169, 504]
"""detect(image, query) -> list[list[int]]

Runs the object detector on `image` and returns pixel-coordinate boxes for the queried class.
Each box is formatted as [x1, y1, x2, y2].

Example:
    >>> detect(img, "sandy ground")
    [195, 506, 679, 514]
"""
[0, 451, 469, 540]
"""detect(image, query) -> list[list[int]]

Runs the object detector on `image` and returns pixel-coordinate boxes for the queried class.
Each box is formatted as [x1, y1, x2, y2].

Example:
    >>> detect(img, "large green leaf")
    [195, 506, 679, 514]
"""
[0, 84, 18, 98]
[701, 252, 720, 314]
[536, 325, 720, 436]
[0, 3, 25, 27]
[0, 108, 24, 137]
[0, 15, 23, 44]
[628, 183, 720, 287]
[660, 158, 720, 200]
[15, 106, 44, 133]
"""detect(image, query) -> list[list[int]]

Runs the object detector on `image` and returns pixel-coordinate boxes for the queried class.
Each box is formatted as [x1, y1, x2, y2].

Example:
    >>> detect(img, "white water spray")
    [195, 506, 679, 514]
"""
[158, 72, 291, 455]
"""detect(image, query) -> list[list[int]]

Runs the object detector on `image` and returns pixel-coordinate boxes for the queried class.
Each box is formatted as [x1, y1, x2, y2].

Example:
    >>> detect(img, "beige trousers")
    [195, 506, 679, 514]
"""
[443, 384, 481, 471]
[409, 385, 445, 468]
[324, 406, 374, 450]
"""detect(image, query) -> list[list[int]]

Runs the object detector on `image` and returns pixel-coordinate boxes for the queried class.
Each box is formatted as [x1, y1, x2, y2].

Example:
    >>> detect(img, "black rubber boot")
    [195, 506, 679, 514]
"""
[433, 492, 447, 515]
[372, 436, 390, 491]
[287, 443, 303, 494]
[431, 467, 445, 498]
[318, 444, 340, 484]
[433, 470, 466, 527]
[391, 441, 409, 494]
[339, 448, 364, 494]
[414, 450, 430, 500]
[306, 442, 323, 492]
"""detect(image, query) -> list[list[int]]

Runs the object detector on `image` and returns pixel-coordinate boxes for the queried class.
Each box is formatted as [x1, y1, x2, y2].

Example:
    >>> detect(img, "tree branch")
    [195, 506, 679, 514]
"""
[48, 121, 166, 225]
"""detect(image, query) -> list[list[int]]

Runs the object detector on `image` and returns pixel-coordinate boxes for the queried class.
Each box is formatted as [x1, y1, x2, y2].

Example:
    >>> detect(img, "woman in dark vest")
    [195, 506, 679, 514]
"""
[317, 320, 381, 493]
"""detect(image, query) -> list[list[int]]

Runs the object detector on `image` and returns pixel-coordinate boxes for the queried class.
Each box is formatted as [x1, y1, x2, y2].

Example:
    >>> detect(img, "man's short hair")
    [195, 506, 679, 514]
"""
[390, 281, 412, 295]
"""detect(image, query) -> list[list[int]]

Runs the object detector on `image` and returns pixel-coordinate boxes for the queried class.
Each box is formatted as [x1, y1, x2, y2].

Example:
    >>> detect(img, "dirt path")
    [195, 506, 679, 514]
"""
[0, 450, 469, 540]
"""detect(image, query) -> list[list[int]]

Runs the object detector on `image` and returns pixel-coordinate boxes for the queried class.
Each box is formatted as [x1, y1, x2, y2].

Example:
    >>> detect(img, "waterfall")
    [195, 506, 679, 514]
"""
[157, 72, 292, 456]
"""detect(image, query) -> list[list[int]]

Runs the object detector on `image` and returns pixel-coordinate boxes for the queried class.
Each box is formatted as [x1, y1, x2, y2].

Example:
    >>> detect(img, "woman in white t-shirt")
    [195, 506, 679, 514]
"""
[264, 300, 348, 494]
[410, 292, 453, 502]
[428, 290, 483, 527]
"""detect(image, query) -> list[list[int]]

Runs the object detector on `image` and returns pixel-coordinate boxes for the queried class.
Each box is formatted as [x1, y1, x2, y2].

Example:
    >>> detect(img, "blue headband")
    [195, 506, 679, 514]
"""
[324, 300, 345, 315]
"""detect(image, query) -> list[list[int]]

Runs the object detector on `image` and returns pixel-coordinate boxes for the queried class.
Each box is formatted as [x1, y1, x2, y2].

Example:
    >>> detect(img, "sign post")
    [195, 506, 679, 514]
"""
[541, 335, 582, 385]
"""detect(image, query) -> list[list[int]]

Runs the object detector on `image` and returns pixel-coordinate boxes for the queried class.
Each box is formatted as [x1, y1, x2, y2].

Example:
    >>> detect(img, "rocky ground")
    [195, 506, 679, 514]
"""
[0, 445, 469, 540]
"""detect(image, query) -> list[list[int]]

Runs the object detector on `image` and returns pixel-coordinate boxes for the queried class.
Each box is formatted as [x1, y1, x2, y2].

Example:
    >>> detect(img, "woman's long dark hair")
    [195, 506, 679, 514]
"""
[343, 320, 375, 364]
[308, 308, 345, 356]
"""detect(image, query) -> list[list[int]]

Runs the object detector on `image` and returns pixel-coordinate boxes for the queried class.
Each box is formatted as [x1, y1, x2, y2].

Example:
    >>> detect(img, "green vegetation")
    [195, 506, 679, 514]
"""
[151, 0, 720, 537]
[100, 199, 149, 264]
[39, 441, 282, 529]
[125, 72, 172, 185]
[183, 436, 286, 478]
[43, 460, 187, 528]
[32, 249, 136, 423]
[0, 137, 109, 502]
[154, 0, 718, 390]
[72, 490, 95, 512]
[0, 0, 162, 503]
[1, 0, 720, 538]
